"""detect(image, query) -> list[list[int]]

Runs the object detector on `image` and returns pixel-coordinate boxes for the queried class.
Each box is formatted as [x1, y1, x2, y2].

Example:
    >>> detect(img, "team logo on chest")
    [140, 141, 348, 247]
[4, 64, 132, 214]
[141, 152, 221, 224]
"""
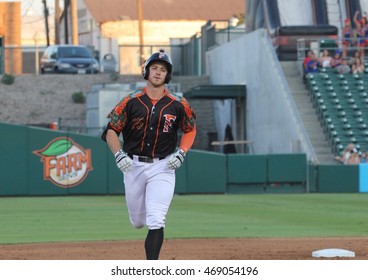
[163, 114, 176, 132]
[132, 117, 145, 130]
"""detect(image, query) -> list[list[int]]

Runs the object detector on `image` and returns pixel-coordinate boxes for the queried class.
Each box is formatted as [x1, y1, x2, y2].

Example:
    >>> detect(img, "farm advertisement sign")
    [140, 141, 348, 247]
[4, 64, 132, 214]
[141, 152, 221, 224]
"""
[33, 137, 93, 188]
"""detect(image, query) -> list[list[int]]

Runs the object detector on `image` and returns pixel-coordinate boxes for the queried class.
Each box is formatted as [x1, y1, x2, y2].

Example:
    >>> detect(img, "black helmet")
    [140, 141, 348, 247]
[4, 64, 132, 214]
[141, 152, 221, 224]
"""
[142, 49, 173, 84]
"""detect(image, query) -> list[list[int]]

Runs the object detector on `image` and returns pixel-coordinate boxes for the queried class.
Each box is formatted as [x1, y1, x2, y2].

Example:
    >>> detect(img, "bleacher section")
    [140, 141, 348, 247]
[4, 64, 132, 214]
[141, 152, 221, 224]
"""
[306, 66, 368, 156]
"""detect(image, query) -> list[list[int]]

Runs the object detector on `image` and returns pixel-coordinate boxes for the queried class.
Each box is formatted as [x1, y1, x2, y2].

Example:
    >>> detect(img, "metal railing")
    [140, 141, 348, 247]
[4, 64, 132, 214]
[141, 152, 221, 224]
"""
[57, 117, 88, 135]
[295, 36, 368, 76]
[115, 23, 245, 76]
[1, 22, 245, 76]
[297, 37, 368, 62]
[0, 45, 47, 75]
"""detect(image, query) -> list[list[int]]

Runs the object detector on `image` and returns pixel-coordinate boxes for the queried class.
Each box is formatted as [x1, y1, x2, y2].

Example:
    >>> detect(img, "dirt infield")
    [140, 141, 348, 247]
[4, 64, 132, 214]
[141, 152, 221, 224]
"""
[0, 238, 367, 260]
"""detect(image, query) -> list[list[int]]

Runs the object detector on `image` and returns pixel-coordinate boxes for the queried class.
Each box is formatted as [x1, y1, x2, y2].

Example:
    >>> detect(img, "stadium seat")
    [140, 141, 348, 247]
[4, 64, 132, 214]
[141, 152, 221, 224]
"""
[305, 69, 368, 154]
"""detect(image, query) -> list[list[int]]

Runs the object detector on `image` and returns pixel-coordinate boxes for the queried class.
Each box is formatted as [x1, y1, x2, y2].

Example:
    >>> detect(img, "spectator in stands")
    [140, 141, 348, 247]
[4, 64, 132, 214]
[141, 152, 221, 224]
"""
[342, 18, 353, 58]
[349, 50, 361, 66]
[361, 151, 367, 163]
[335, 143, 359, 164]
[336, 57, 350, 73]
[303, 50, 315, 82]
[351, 57, 364, 74]
[349, 150, 361, 164]
[303, 50, 314, 70]
[305, 53, 318, 74]
[363, 12, 368, 45]
[336, 57, 351, 74]
[318, 49, 333, 68]
[354, 11, 366, 59]
[331, 50, 342, 68]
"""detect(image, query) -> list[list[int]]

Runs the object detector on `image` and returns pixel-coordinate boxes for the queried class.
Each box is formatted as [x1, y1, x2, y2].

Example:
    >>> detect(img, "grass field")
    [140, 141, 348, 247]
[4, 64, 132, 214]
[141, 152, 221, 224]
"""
[0, 193, 367, 244]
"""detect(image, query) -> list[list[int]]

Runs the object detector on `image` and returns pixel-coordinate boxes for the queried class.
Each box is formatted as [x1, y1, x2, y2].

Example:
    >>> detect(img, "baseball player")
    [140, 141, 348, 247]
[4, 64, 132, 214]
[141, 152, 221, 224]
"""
[101, 49, 196, 260]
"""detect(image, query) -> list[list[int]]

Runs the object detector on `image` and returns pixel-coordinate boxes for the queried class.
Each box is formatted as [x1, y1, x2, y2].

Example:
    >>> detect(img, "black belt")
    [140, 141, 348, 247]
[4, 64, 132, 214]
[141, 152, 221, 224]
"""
[128, 154, 165, 163]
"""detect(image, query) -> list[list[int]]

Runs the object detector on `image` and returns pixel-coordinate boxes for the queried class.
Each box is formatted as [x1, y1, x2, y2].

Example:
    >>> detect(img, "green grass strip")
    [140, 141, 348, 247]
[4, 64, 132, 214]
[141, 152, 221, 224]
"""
[0, 194, 367, 244]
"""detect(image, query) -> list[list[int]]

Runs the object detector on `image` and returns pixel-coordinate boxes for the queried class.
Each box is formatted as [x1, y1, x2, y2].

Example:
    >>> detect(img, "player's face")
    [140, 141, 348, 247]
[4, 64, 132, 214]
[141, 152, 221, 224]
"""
[148, 62, 168, 86]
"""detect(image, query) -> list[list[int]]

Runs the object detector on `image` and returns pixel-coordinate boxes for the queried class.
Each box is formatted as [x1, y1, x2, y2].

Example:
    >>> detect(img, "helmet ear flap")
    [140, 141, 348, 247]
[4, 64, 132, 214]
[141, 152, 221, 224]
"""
[165, 73, 171, 83]
[143, 68, 149, 80]
[142, 60, 149, 80]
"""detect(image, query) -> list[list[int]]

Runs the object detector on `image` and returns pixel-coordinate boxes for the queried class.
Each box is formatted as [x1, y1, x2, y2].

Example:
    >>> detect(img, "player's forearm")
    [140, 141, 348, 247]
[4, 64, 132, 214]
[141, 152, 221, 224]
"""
[106, 129, 123, 155]
[179, 126, 196, 153]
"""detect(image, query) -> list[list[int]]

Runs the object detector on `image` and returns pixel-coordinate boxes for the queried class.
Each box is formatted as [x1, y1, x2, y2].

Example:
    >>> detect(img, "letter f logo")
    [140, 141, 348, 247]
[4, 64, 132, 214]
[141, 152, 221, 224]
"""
[163, 114, 176, 132]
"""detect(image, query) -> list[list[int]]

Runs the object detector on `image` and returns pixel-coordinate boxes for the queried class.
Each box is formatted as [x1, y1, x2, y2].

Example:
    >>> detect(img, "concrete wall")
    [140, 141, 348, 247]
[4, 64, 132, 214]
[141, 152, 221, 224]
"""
[206, 29, 316, 162]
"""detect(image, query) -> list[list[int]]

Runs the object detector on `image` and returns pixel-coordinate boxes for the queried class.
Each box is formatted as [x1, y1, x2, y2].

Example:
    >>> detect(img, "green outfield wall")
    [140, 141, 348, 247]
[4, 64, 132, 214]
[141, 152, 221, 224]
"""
[1, 122, 123, 196]
[0, 122, 365, 195]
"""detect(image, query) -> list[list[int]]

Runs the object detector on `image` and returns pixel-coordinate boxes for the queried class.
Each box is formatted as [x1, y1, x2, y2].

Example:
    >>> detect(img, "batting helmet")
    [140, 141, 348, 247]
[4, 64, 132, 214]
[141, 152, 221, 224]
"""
[142, 49, 173, 84]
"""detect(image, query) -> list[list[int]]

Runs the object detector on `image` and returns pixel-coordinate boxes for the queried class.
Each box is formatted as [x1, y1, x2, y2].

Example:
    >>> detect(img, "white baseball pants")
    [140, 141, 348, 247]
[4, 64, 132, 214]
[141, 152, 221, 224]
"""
[123, 157, 175, 230]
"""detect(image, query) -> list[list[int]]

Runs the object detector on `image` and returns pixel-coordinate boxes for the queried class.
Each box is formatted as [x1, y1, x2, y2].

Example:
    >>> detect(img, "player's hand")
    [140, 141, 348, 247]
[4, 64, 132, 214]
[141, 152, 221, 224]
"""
[115, 149, 132, 172]
[167, 149, 186, 169]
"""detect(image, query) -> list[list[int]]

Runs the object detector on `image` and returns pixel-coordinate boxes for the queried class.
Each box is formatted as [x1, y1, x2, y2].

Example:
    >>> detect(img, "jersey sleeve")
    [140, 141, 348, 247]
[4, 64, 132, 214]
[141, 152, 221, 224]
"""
[107, 95, 132, 132]
[180, 97, 196, 133]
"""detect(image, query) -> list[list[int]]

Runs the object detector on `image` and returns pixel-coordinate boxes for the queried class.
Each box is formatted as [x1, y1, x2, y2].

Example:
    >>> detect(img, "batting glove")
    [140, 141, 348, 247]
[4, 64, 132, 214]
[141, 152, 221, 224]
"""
[115, 149, 132, 172]
[167, 149, 186, 170]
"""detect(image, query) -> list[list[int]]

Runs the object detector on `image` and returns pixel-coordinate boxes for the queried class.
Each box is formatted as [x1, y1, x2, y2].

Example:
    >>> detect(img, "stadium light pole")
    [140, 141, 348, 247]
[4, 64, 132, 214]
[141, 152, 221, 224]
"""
[42, 0, 50, 46]
[54, 0, 60, 44]
[33, 31, 40, 75]
[137, 0, 144, 66]
[71, 0, 79, 45]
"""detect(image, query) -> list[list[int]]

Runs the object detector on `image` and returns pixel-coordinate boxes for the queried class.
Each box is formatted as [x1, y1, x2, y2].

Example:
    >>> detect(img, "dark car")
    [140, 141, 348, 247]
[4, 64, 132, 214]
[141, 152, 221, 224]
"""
[40, 45, 99, 74]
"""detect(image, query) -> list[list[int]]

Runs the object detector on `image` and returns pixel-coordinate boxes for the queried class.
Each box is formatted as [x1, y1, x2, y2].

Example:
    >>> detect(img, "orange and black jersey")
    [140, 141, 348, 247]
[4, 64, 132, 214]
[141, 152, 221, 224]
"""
[101, 87, 196, 158]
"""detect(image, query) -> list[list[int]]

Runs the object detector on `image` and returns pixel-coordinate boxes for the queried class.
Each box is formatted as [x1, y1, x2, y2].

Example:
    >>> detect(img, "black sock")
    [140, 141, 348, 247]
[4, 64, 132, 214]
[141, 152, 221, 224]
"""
[145, 227, 164, 260]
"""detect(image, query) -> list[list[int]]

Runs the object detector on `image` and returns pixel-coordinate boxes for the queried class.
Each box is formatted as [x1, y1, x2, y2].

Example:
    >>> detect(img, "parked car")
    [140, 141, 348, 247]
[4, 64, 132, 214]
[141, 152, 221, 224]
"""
[40, 45, 99, 74]
[101, 53, 118, 73]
